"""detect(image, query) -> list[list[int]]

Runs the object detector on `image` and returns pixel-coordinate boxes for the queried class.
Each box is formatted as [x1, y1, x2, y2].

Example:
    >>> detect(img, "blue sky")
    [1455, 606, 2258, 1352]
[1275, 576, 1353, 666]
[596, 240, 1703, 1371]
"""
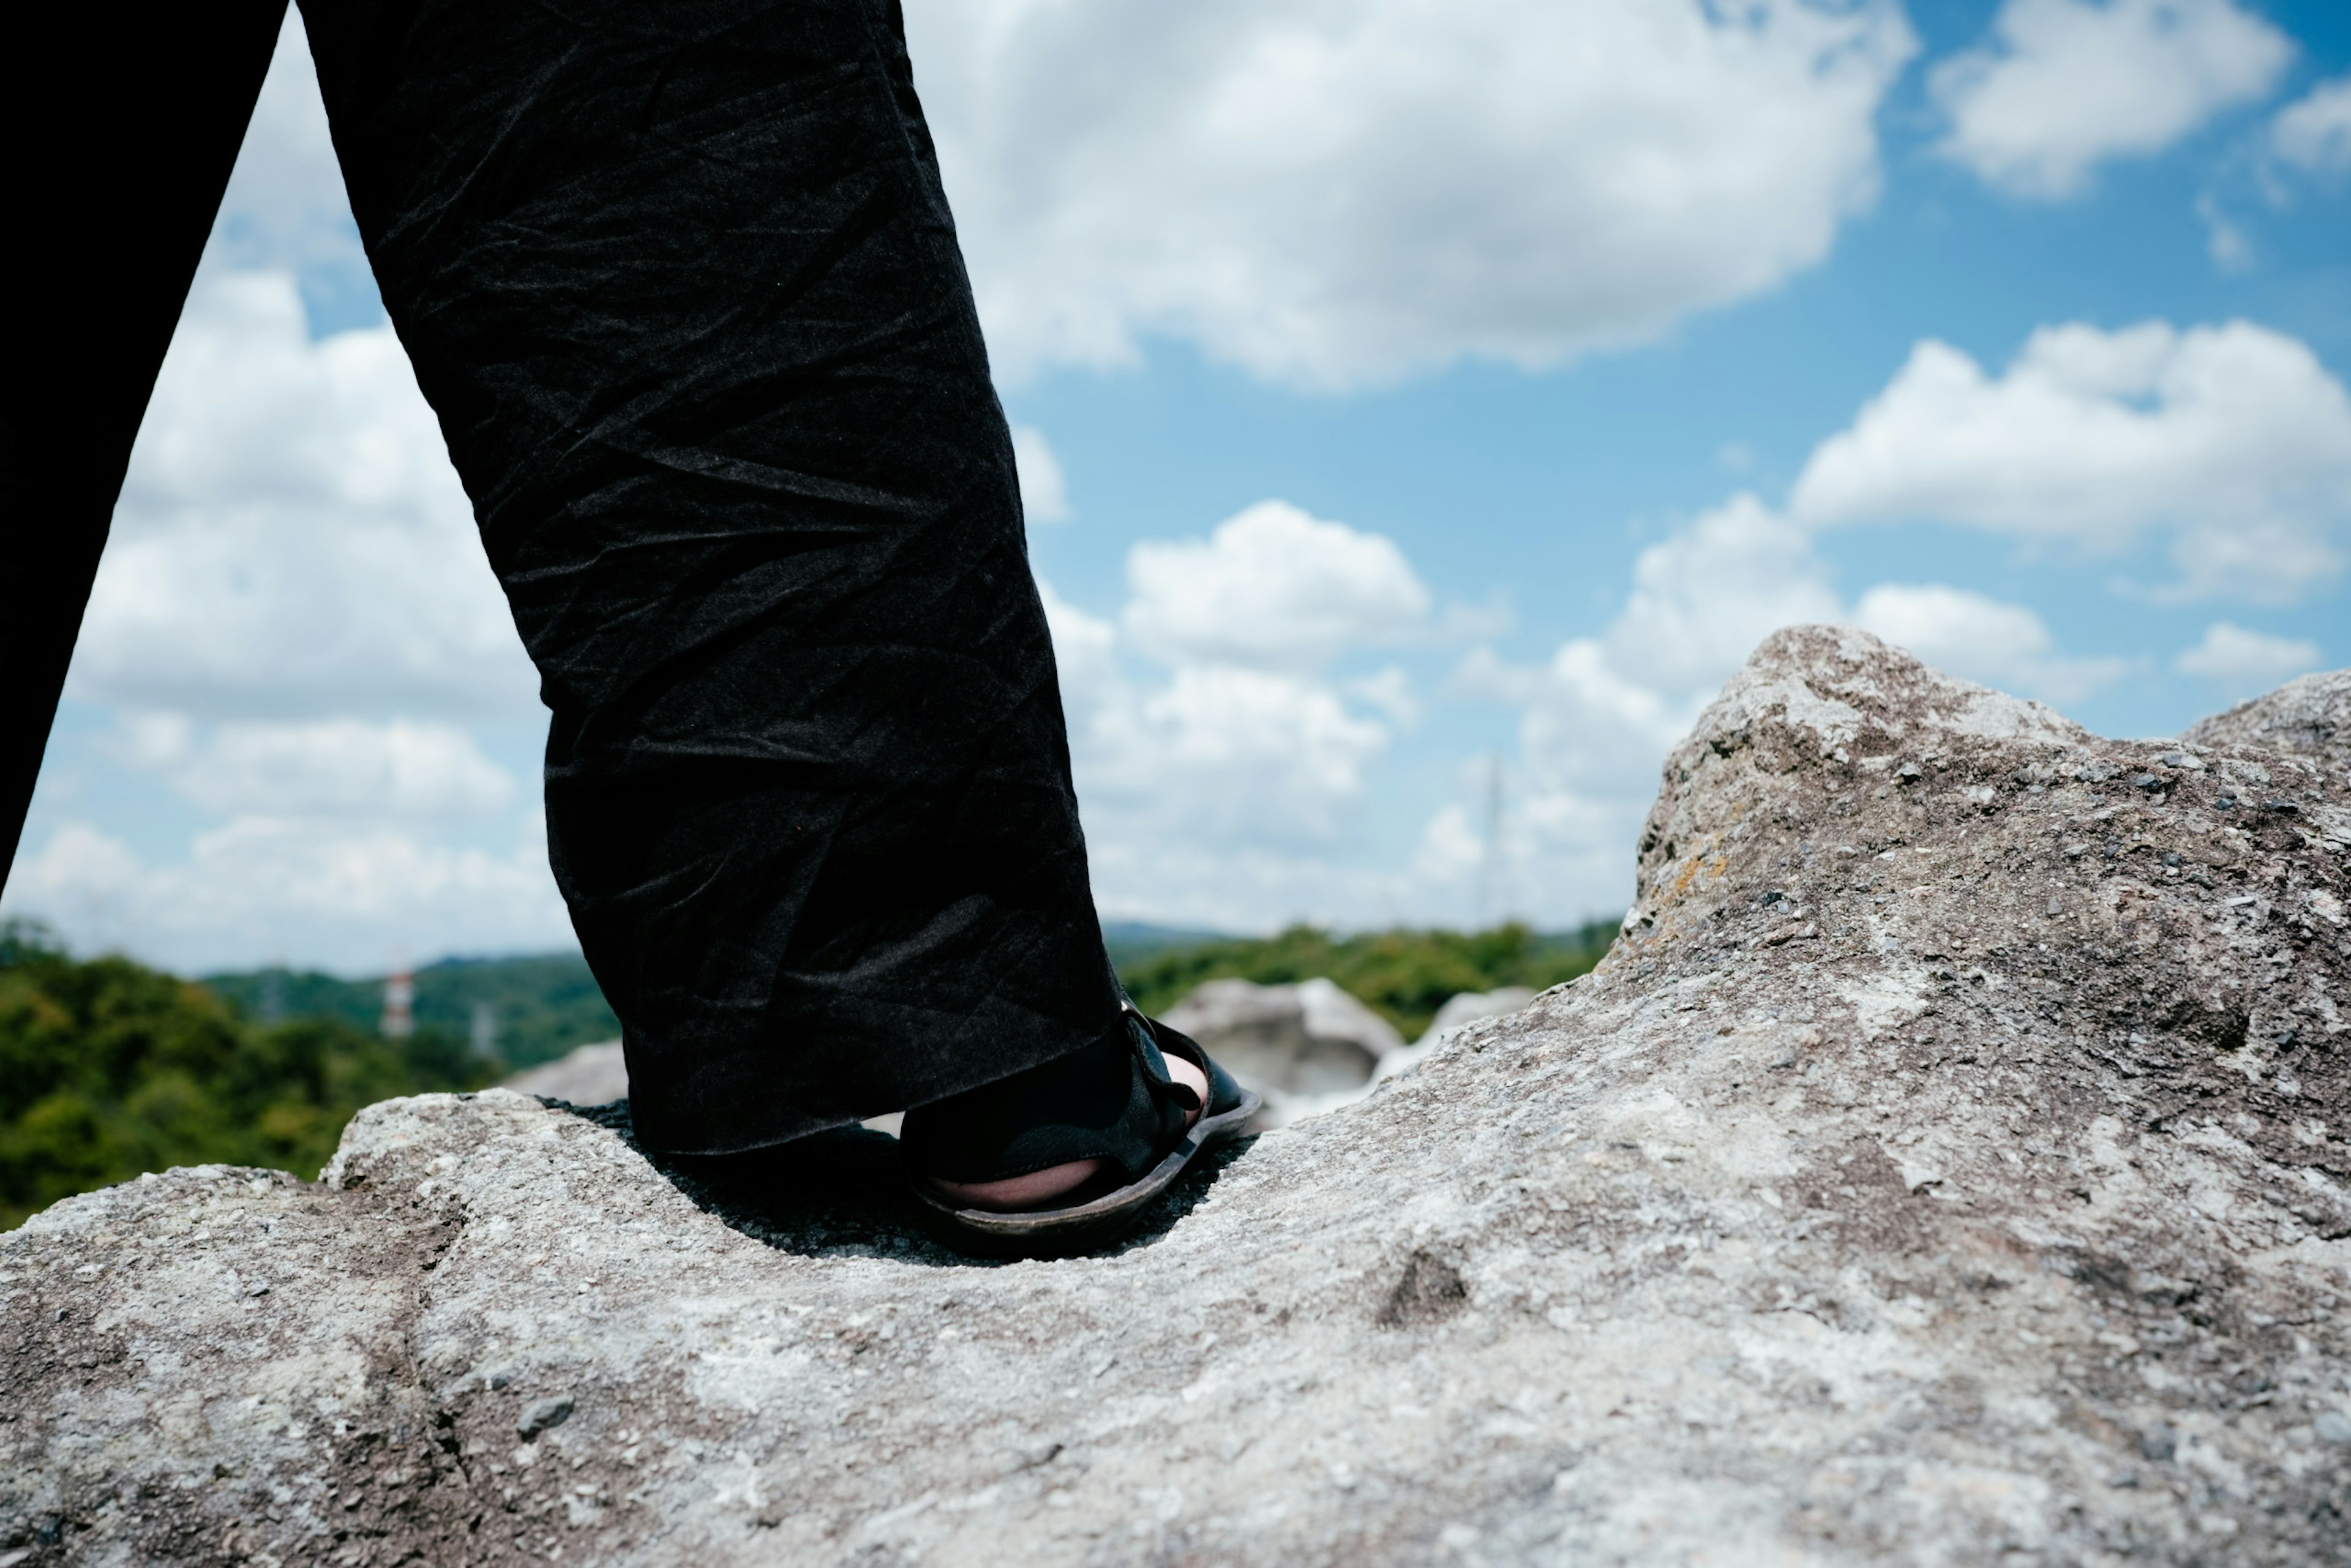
[7, 0, 2348, 972]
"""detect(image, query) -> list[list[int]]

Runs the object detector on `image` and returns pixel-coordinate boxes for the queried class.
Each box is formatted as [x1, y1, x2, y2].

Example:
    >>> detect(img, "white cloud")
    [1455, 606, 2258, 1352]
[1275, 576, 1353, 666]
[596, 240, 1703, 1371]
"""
[2196, 192, 2254, 271]
[1790, 320, 2351, 600]
[1036, 508, 1430, 928]
[1122, 500, 1430, 670]
[122, 716, 518, 819]
[1134, 666, 1389, 837]
[2173, 620, 2324, 688]
[73, 272, 540, 718]
[1602, 495, 1842, 693]
[204, 12, 372, 298]
[1409, 804, 1485, 891]
[1011, 424, 1072, 523]
[1464, 497, 1845, 928]
[2271, 75, 2351, 174]
[1850, 583, 2126, 702]
[907, 0, 1914, 389]
[1931, 0, 2293, 200]
[2, 814, 570, 976]
[1038, 578, 1122, 732]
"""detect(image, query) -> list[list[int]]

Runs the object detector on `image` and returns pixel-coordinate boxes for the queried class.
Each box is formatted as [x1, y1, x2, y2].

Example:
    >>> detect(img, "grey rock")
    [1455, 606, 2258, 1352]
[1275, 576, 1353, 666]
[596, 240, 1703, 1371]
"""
[502, 1039, 629, 1106]
[8, 626, 2351, 1566]
[1374, 987, 1540, 1085]
[1411, 986, 1539, 1052]
[518, 1394, 576, 1439]
[2314, 1410, 2351, 1447]
[2183, 668, 2351, 775]
[1160, 976, 1404, 1120]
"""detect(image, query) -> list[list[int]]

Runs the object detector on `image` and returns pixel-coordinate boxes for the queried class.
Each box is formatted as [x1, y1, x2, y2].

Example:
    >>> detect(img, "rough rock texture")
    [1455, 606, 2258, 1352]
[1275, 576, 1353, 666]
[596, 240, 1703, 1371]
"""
[9, 626, 2351, 1566]
[1376, 988, 1543, 1086]
[2185, 672, 2351, 778]
[1413, 988, 1541, 1052]
[501, 1041, 628, 1108]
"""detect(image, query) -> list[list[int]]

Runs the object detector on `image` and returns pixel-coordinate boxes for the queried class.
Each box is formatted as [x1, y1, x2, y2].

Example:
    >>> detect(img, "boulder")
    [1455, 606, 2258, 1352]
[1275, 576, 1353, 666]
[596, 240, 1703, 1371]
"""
[8, 626, 2351, 1566]
[1158, 975, 1405, 1120]
[2184, 670, 2351, 778]
[500, 1040, 628, 1106]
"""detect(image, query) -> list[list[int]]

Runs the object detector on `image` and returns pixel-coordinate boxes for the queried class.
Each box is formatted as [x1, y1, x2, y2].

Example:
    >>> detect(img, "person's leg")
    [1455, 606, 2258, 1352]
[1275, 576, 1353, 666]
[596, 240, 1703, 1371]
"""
[298, 0, 1125, 1153]
[0, 0, 289, 891]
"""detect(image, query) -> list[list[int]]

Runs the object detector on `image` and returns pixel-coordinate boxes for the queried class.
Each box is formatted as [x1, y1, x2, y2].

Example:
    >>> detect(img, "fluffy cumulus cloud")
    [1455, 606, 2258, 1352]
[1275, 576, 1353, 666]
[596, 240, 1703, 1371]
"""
[904, 0, 1914, 389]
[1122, 501, 1430, 669]
[1073, 317, 2343, 930]
[1849, 584, 2127, 703]
[80, 272, 539, 718]
[116, 715, 518, 820]
[1790, 320, 2351, 600]
[1597, 497, 1842, 695]
[1450, 477, 2164, 928]
[1037, 503, 1447, 927]
[2173, 621, 2324, 691]
[1010, 424, 1071, 523]
[2271, 75, 2351, 175]
[7, 269, 561, 970]
[4, 816, 572, 978]
[1452, 500, 1836, 925]
[1931, 0, 2293, 199]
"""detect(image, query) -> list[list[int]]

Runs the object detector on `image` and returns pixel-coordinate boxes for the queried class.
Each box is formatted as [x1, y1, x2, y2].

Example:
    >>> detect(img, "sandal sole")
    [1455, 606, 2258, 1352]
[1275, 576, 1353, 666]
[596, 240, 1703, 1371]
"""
[910, 1088, 1262, 1260]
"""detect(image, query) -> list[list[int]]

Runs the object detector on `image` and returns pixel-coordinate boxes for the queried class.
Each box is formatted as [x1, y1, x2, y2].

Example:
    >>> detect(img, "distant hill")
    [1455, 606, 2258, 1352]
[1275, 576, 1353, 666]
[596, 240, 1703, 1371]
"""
[197, 917, 1624, 1070]
[202, 953, 618, 1070]
[1100, 920, 1228, 969]
[2, 921, 494, 1229]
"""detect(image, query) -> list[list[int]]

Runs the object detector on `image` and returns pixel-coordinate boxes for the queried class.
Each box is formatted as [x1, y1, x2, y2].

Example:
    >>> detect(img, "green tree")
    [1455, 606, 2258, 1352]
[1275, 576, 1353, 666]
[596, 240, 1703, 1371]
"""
[0, 921, 497, 1230]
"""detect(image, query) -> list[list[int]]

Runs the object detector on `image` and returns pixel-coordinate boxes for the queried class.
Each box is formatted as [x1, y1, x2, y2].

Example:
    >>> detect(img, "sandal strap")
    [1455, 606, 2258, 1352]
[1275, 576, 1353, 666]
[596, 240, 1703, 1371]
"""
[1123, 1002, 1247, 1120]
[901, 1009, 1203, 1185]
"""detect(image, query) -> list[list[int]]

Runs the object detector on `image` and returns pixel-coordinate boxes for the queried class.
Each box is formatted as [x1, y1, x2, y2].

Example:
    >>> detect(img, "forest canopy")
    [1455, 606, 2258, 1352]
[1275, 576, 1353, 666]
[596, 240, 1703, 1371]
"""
[0, 921, 493, 1229]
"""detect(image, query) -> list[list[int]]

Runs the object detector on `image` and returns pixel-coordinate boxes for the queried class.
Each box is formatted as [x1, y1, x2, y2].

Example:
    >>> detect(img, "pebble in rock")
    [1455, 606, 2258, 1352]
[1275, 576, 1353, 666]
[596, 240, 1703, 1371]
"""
[517, 1395, 575, 1439]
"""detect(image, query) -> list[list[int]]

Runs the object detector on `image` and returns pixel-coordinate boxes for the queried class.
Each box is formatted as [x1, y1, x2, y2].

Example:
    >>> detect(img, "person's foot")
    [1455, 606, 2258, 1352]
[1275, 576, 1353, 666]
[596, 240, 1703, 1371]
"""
[897, 1011, 1210, 1215]
[921, 1052, 1207, 1211]
[902, 1008, 1263, 1258]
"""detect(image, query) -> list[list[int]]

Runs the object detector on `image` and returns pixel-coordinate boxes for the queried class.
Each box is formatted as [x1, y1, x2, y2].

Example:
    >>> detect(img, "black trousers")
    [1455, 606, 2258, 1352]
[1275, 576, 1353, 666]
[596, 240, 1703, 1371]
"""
[3, 0, 1124, 1153]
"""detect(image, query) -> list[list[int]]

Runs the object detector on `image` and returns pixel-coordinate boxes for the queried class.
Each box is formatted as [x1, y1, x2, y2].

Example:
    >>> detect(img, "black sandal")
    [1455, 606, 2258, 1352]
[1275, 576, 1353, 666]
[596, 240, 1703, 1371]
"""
[901, 1002, 1259, 1259]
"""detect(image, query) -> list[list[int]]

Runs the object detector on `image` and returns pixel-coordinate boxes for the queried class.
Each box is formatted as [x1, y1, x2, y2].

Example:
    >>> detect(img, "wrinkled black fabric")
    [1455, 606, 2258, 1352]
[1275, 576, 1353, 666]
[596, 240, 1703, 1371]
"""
[11, 0, 1127, 1154]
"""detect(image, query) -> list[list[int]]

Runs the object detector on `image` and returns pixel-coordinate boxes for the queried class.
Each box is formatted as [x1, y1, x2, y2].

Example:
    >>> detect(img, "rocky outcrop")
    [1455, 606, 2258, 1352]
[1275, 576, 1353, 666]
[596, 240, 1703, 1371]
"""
[7, 626, 2351, 1566]
[1373, 986, 1542, 1086]
[2185, 670, 2351, 777]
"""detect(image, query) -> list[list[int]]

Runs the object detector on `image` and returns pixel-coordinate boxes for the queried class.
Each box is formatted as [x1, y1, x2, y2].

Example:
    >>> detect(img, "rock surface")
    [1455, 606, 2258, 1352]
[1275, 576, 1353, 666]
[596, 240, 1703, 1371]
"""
[1376, 987, 1543, 1086]
[9, 626, 2351, 1566]
[2185, 671, 2351, 778]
